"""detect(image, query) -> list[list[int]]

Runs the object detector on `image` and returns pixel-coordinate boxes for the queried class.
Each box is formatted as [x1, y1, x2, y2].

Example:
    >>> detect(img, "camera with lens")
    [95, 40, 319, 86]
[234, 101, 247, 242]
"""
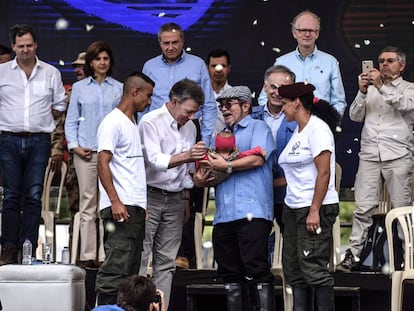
[154, 293, 162, 303]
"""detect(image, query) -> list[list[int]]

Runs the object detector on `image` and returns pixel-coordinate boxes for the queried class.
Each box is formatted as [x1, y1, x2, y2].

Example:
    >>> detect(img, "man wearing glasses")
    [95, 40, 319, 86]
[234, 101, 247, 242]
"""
[257, 10, 346, 121]
[337, 46, 414, 272]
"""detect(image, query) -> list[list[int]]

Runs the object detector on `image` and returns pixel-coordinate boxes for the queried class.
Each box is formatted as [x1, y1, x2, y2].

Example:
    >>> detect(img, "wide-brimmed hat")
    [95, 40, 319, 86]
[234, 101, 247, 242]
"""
[71, 52, 86, 66]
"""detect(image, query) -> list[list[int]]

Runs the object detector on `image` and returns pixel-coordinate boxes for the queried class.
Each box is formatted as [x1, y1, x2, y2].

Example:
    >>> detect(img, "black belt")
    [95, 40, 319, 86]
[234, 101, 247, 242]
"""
[1, 131, 49, 137]
[147, 186, 181, 195]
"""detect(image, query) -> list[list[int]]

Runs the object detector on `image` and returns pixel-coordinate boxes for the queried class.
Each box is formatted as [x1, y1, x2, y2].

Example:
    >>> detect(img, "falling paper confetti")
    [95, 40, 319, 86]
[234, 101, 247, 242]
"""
[354, 44, 361, 49]
[203, 241, 213, 248]
[58, 59, 65, 66]
[78, 117, 85, 122]
[246, 212, 253, 221]
[346, 149, 352, 154]
[158, 12, 166, 17]
[260, 41, 265, 46]
[253, 19, 258, 26]
[215, 64, 223, 71]
[272, 47, 281, 53]
[106, 222, 115, 233]
[353, 137, 359, 142]
[186, 47, 192, 52]
[251, 91, 256, 98]
[55, 18, 69, 30]
[86, 24, 94, 32]
[380, 23, 384, 28]
[381, 263, 390, 275]
[364, 40, 371, 45]
[336, 126, 342, 133]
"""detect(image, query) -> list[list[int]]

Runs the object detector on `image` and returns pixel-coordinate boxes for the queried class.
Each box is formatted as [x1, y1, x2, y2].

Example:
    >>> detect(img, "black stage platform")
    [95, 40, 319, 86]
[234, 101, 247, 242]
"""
[85, 268, 414, 310]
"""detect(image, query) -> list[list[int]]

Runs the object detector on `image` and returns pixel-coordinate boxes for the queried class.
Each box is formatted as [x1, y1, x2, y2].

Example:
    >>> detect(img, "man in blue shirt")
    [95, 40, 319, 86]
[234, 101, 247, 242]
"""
[194, 86, 276, 311]
[142, 22, 217, 147]
[257, 10, 346, 120]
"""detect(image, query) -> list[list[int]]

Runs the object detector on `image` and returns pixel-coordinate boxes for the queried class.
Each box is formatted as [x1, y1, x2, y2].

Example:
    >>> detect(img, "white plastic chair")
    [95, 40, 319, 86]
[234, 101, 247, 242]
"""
[41, 158, 67, 261]
[385, 205, 414, 311]
[194, 187, 212, 269]
[331, 162, 342, 270]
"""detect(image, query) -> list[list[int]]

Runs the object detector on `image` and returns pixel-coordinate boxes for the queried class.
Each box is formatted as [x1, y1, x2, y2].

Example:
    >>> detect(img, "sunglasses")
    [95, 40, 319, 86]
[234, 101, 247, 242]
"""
[218, 100, 241, 110]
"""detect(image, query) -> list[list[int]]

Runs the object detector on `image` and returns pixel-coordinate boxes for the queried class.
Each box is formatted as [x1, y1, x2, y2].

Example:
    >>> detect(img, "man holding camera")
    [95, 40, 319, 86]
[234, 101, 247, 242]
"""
[337, 46, 414, 272]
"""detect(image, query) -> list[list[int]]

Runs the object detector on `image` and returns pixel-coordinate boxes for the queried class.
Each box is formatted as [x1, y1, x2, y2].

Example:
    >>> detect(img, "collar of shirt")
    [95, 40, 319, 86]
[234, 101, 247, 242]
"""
[161, 50, 185, 65]
[264, 103, 283, 119]
[85, 75, 116, 86]
[295, 45, 318, 61]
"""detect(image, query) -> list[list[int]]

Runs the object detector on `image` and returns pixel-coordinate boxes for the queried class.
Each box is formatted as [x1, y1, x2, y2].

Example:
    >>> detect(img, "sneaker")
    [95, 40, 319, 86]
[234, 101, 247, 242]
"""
[336, 249, 355, 272]
[0, 246, 18, 266]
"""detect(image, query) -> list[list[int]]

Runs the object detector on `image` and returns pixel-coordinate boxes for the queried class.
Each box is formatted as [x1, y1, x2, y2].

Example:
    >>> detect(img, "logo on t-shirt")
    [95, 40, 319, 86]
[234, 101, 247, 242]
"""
[288, 141, 301, 156]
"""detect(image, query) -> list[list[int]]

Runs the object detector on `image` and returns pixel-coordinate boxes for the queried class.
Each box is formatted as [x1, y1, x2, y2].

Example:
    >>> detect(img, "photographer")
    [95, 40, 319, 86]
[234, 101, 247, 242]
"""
[92, 275, 166, 311]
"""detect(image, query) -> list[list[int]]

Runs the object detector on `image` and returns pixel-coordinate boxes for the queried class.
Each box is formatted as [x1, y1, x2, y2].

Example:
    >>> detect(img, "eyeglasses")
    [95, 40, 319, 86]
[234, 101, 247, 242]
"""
[378, 58, 398, 64]
[292, 26, 319, 35]
[218, 100, 241, 110]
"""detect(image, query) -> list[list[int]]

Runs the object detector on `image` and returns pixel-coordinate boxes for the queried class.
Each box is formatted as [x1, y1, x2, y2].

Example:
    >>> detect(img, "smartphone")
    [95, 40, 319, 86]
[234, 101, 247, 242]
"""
[362, 60, 373, 73]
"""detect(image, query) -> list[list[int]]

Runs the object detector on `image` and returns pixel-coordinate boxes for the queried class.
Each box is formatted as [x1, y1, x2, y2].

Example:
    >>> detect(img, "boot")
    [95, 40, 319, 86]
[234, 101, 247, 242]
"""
[225, 283, 244, 311]
[315, 286, 334, 311]
[0, 246, 18, 266]
[256, 282, 275, 311]
[293, 287, 314, 311]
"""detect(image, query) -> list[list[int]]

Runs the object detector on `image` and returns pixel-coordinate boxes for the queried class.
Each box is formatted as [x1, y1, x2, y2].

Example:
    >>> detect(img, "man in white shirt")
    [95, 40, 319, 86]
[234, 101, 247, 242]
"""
[95, 72, 155, 305]
[0, 24, 66, 265]
[138, 79, 207, 309]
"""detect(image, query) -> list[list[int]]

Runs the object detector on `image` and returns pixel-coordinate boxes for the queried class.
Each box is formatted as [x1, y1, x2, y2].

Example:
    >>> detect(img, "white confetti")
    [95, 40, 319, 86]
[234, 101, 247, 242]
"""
[353, 137, 359, 142]
[86, 24, 94, 32]
[346, 149, 352, 154]
[251, 91, 256, 98]
[364, 40, 371, 46]
[158, 12, 166, 17]
[381, 263, 390, 274]
[336, 126, 342, 133]
[203, 241, 213, 248]
[377, 226, 383, 233]
[272, 47, 281, 53]
[354, 43, 361, 49]
[58, 59, 65, 66]
[246, 212, 253, 221]
[253, 19, 258, 26]
[106, 222, 115, 233]
[412, 21, 414, 25]
[286, 286, 293, 295]
[303, 250, 310, 257]
[316, 227, 322, 235]
[78, 117, 85, 122]
[55, 18, 69, 30]
[214, 64, 223, 71]
[260, 41, 265, 46]
[45, 229, 53, 238]
[186, 47, 192, 52]
[380, 23, 384, 28]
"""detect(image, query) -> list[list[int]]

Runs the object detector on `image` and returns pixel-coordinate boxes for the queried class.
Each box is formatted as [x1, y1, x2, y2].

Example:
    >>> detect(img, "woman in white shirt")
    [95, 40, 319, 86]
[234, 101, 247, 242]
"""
[278, 82, 340, 311]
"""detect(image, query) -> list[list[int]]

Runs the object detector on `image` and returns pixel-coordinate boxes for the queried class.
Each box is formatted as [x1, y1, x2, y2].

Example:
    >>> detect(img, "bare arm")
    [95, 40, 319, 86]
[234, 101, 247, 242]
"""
[98, 150, 129, 222]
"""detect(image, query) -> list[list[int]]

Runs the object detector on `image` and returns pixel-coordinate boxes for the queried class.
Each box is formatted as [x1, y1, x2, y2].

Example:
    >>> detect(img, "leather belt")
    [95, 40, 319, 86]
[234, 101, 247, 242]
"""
[1, 131, 48, 137]
[147, 186, 181, 195]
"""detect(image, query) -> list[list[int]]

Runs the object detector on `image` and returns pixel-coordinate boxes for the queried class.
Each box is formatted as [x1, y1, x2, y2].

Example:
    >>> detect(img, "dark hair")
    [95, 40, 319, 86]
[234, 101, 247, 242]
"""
[123, 71, 155, 94]
[9, 24, 37, 45]
[117, 275, 156, 311]
[0, 44, 11, 55]
[299, 93, 340, 135]
[84, 41, 115, 77]
[206, 49, 231, 65]
[169, 78, 205, 106]
[158, 23, 184, 41]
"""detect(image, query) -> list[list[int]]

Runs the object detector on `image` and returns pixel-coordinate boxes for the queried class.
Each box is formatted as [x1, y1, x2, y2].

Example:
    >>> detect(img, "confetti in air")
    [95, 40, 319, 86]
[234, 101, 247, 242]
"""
[251, 91, 256, 98]
[215, 64, 223, 71]
[364, 40, 371, 46]
[246, 212, 253, 221]
[260, 41, 265, 46]
[78, 117, 85, 122]
[58, 60, 65, 66]
[55, 18, 69, 30]
[203, 241, 213, 249]
[353, 138, 359, 142]
[253, 19, 258, 26]
[106, 222, 115, 233]
[336, 126, 342, 133]
[158, 12, 166, 17]
[186, 47, 192, 52]
[354, 44, 361, 49]
[381, 263, 390, 275]
[380, 23, 384, 28]
[346, 149, 352, 154]
[86, 24, 94, 32]
[272, 47, 281, 53]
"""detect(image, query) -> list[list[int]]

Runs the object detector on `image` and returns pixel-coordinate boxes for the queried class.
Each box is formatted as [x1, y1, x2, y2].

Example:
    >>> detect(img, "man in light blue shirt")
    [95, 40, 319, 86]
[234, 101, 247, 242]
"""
[257, 10, 346, 119]
[142, 22, 217, 147]
[194, 86, 276, 311]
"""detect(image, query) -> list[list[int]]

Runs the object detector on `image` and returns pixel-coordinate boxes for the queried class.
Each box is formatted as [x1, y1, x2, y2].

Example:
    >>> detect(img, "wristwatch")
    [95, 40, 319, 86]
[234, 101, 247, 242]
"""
[227, 160, 233, 174]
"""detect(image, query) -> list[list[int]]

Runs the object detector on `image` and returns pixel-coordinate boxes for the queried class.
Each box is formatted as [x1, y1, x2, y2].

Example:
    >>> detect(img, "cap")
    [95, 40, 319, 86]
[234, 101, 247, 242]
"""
[278, 82, 316, 99]
[216, 86, 252, 103]
[71, 52, 86, 66]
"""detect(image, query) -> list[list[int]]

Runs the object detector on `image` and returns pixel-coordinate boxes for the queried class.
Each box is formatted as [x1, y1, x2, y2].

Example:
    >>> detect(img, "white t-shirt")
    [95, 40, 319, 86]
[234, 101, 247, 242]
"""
[97, 108, 147, 210]
[278, 115, 339, 208]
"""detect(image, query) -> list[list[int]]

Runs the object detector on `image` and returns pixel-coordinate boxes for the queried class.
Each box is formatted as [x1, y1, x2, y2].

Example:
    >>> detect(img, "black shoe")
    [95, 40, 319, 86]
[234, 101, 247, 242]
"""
[336, 249, 355, 272]
[0, 246, 18, 266]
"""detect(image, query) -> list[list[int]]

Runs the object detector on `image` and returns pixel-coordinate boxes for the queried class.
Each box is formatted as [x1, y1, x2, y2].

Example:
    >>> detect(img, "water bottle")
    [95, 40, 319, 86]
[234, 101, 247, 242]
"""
[22, 239, 32, 265]
[61, 246, 70, 264]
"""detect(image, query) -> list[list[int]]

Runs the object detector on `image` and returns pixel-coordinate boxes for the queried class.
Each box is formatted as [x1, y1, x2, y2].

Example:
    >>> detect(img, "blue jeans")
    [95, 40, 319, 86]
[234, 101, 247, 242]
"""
[0, 133, 50, 249]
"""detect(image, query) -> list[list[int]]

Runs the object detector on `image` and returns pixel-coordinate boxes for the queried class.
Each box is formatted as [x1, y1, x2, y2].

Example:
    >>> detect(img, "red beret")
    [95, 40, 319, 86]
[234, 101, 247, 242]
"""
[278, 82, 316, 99]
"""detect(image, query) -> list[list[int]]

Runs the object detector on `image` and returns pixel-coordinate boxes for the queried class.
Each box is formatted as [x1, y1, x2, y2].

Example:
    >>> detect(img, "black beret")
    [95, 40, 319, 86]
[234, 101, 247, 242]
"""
[278, 82, 316, 99]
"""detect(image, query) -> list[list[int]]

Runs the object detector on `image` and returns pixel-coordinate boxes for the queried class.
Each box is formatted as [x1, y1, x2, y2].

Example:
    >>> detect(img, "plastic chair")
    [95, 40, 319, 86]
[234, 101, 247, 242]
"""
[41, 158, 67, 261]
[194, 187, 212, 269]
[385, 205, 414, 311]
[330, 162, 342, 270]
[376, 181, 392, 215]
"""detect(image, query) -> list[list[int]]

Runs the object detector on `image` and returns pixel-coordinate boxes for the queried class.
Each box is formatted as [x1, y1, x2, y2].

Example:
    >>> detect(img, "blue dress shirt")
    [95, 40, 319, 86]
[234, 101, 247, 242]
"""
[258, 46, 346, 117]
[142, 51, 217, 146]
[213, 115, 276, 224]
[65, 76, 123, 151]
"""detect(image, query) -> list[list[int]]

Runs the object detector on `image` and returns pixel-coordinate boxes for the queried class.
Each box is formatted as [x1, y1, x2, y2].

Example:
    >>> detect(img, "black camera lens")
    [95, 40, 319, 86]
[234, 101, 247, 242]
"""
[154, 293, 162, 303]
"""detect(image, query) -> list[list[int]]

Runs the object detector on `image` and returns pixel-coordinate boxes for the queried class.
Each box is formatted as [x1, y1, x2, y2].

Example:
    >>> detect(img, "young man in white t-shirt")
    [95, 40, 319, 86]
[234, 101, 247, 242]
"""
[95, 72, 155, 305]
